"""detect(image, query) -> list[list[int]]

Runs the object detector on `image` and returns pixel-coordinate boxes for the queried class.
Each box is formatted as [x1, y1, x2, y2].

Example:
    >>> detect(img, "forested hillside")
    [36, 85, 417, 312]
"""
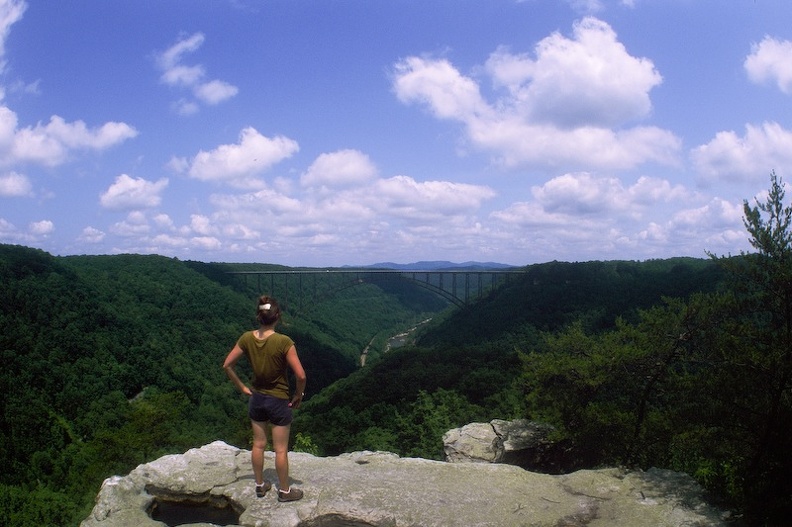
[295, 176, 792, 526]
[291, 257, 724, 458]
[3, 170, 792, 527]
[417, 257, 723, 348]
[0, 246, 445, 527]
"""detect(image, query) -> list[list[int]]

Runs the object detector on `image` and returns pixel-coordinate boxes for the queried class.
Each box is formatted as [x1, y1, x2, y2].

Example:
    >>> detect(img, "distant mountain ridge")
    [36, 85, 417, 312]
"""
[350, 261, 516, 271]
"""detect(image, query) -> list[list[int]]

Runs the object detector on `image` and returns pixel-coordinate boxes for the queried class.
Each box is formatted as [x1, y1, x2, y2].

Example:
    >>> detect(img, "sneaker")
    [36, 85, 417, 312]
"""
[278, 487, 304, 502]
[255, 482, 272, 498]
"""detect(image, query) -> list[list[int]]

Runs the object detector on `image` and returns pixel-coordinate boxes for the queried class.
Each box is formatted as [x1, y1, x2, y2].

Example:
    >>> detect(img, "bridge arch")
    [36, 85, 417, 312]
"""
[329, 272, 465, 307]
[227, 269, 522, 312]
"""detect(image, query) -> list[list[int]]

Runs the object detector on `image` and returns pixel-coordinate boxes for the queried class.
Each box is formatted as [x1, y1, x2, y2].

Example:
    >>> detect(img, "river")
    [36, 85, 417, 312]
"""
[360, 318, 432, 366]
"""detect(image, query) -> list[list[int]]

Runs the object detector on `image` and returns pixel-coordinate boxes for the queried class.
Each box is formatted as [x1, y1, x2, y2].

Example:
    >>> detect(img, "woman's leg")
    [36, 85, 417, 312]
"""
[270, 423, 291, 490]
[250, 419, 269, 485]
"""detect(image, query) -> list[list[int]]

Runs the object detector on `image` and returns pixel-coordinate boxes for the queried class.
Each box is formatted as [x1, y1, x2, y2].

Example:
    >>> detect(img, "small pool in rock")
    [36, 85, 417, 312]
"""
[149, 498, 240, 526]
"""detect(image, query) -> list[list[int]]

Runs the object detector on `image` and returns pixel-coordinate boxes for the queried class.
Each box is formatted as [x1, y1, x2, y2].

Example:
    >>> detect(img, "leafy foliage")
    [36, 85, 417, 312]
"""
[0, 246, 444, 526]
[417, 257, 723, 348]
[510, 173, 792, 524]
[5, 180, 792, 527]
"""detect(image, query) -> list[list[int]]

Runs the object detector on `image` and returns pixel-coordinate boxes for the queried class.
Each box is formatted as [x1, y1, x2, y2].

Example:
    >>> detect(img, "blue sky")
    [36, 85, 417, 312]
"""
[1, 0, 792, 267]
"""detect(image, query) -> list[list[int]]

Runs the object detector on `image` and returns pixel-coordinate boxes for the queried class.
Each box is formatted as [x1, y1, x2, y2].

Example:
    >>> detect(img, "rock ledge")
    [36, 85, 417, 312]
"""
[81, 441, 728, 527]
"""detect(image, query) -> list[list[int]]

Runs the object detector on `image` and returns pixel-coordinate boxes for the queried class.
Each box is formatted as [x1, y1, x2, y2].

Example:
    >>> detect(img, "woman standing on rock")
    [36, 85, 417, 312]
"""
[223, 295, 307, 502]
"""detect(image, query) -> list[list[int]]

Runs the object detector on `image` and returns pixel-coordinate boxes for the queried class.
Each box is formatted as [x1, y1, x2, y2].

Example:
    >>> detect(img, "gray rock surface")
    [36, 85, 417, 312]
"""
[443, 419, 561, 471]
[442, 421, 499, 463]
[80, 440, 729, 527]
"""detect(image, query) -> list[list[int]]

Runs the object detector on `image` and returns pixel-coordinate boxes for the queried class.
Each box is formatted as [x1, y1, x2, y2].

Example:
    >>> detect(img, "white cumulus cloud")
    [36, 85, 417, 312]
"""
[393, 56, 491, 121]
[391, 17, 678, 171]
[0, 2, 138, 168]
[156, 32, 239, 113]
[745, 36, 792, 94]
[489, 172, 740, 262]
[370, 175, 495, 219]
[29, 219, 53, 235]
[78, 226, 105, 243]
[175, 127, 299, 187]
[691, 122, 792, 184]
[0, 170, 31, 196]
[0, 0, 26, 72]
[0, 111, 137, 167]
[194, 79, 239, 105]
[189, 214, 217, 236]
[301, 149, 378, 188]
[486, 17, 661, 128]
[100, 174, 169, 211]
[196, 151, 498, 263]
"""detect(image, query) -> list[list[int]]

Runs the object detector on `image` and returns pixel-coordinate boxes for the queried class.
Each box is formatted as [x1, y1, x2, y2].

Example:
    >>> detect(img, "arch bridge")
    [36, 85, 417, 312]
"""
[227, 268, 524, 312]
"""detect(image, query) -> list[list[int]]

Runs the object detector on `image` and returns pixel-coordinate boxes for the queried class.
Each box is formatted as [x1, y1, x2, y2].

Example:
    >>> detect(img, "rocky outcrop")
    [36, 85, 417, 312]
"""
[80, 440, 729, 527]
[443, 419, 569, 473]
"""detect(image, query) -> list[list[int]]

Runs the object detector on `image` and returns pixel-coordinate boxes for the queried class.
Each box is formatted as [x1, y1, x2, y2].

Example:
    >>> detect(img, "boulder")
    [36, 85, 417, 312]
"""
[80, 440, 729, 527]
[444, 419, 563, 471]
[442, 422, 499, 463]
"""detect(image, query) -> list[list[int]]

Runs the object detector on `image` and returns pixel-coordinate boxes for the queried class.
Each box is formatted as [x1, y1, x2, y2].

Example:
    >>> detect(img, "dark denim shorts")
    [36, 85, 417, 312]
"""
[248, 392, 293, 426]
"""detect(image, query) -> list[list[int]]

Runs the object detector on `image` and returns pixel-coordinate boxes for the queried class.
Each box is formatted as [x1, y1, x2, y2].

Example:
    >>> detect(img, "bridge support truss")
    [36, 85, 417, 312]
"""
[227, 269, 522, 311]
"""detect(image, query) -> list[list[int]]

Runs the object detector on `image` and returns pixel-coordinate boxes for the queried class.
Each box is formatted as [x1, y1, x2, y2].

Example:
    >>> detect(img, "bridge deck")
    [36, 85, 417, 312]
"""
[227, 269, 524, 310]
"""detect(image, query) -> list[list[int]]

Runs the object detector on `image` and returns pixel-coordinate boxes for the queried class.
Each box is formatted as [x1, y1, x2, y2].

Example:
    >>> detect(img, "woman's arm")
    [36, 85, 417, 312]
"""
[286, 345, 307, 408]
[223, 344, 252, 396]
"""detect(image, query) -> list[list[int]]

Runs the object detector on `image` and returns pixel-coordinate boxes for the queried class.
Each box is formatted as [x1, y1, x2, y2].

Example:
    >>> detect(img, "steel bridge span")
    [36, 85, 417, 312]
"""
[227, 269, 524, 311]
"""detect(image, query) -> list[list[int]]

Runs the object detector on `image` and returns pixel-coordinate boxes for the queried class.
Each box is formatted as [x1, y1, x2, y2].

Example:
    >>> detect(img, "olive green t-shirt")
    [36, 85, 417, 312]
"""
[236, 331, 294, 399]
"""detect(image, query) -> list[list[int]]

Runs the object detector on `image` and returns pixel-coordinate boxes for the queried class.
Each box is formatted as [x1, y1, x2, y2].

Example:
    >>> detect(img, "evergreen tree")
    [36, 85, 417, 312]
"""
[704, 171, 792, 520]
